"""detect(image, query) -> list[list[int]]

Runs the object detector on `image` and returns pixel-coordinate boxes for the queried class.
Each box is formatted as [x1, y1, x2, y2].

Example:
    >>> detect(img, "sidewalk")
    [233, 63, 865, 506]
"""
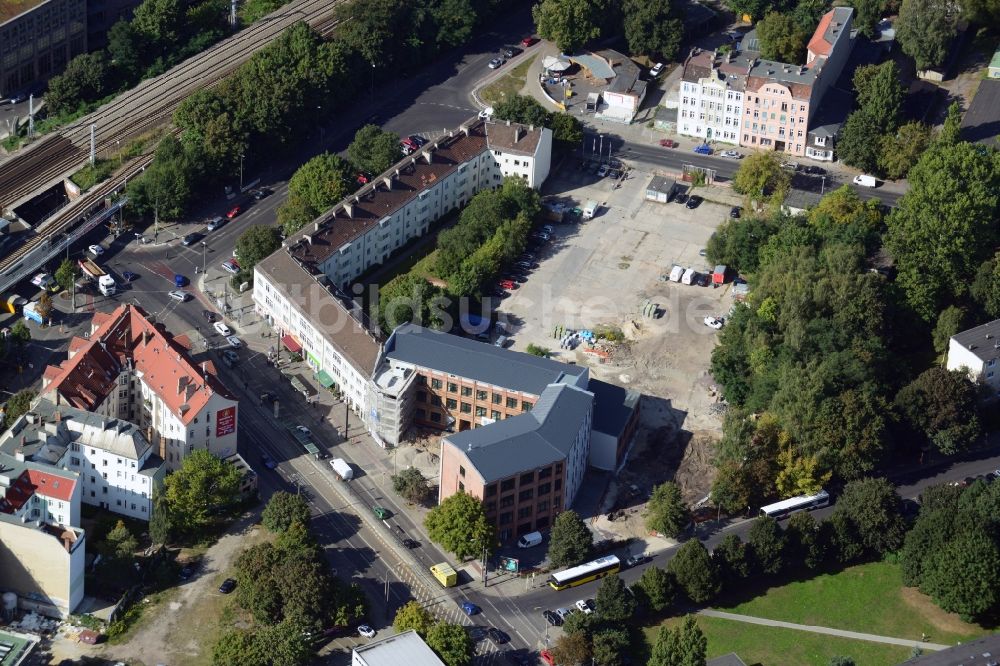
[699, 609, 951, 651]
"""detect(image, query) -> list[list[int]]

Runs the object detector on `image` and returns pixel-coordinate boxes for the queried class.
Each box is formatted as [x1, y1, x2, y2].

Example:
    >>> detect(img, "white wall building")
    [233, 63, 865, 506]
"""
[42, 305, 239, 471]
[947, 318, 1000, 397]
[677, 48, 752, 144]
[353, 630, 445, 666]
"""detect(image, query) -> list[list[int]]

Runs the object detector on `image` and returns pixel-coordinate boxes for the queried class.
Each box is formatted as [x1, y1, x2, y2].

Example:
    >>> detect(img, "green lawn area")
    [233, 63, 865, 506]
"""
[480, 55, 536, 107]
[716, 561, 988, 647]
[642, 616, 912, 666]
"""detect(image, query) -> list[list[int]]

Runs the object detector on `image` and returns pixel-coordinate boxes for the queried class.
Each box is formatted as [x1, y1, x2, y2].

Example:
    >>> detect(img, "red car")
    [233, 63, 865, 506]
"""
[356, 173, 370, 185]
[540, 650, 555, 666]
[498, 279, 517, 290]
[659, 139, 678, 148]
[226, 205, 241, 219]
[520, 36, 538, 47]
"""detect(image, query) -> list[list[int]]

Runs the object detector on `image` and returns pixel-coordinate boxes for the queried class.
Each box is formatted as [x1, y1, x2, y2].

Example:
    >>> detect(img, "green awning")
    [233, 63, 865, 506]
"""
[315, 370, 336, 388]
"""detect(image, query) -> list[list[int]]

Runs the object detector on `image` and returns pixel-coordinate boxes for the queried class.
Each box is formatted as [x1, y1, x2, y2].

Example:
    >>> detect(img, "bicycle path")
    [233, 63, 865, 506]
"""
[699, 609, 951, 651]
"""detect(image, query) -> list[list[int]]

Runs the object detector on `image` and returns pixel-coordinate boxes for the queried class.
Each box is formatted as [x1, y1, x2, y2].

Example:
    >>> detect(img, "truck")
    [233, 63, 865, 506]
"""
[330, 458, 353, 480]
[79, 259, 116, 295]
[430, 562, 458, 587]
[668, 265, 684, 282]
[681, 268, 697, 285]
[97, 275, 116, 296]
[582, 200, 599, 220]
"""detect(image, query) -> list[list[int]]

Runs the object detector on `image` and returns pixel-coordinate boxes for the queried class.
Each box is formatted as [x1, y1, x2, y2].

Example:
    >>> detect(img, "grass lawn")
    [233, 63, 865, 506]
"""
[716, 561, 989, 647]
[480, 55, 536, 107]
[642, 616, 912, 666]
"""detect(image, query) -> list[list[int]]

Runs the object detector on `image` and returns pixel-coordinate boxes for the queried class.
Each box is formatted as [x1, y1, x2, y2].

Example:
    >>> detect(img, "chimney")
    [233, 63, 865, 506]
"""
[423, 151, 433, 165]
[54, 411, 61, 423]
[383, 176, 393, 190]
[14, 448, 24, 462]
[506, 119, 511, 126]
[304, 234, 313, 245]
[314, 221, 321, 232]
[343, 202, 353, 218]
[514, 127, 523, 142]
[462, 125, 470, 137]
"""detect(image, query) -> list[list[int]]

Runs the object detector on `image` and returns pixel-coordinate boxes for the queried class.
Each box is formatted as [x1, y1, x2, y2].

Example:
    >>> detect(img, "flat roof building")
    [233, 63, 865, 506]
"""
[946, 318, 1000, 398]
[352, 630, 445, 666]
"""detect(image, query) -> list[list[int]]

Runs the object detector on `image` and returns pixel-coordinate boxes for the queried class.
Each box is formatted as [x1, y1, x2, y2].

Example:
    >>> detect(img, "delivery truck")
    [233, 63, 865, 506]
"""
[430, 562, 458, 587]
[582, 200, 599, 220]
[79, 259, 116, 295]
[330, 458, 353, 480]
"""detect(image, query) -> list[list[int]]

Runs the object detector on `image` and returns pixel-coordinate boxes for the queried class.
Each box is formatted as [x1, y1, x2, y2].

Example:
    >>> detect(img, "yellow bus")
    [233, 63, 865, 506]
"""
[548, 555, 620, 591]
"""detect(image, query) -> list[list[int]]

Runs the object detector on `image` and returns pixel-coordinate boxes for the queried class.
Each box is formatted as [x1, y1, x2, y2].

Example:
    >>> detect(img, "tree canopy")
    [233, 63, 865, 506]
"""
[645, 482, 689, 538]
[163, 449, 242, 535]
[667, 541, 720, 603]
[424, 491, 493, 560]
[532, 0, 603, 52]
[895, 368, 982, 455]
[547, 510, 594, 568]
[896, 0, 960, 70]
[262, 491, 311, 533]
[623, 0, 684, 61]
[348, 125, 403, 176]
[756, 11, 809, 63]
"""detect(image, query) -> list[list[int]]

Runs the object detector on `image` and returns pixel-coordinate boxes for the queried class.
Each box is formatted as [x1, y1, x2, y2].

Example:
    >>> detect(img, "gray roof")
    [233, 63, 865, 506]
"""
[951, 318, 1000, 363]
[354, 631, 444, 666]
[899, 633, 1000, 665]
[808, 86, 853, 140]
[683, 0, 717, 28]
[960, 78, 1000, 147]
[385, 324, 586, 395]
[588, 379, 640, 438]
[444, 383, 593, 483]
[646, 176, 675, 195]
[782, 188, 823, 211]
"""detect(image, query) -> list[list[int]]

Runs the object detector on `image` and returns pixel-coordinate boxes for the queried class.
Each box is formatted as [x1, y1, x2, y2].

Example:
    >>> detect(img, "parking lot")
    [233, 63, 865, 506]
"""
[497, 157, 744, 513]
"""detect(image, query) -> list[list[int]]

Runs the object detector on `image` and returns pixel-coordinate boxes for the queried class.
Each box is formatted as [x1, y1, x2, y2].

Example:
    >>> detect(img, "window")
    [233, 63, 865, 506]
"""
[485, 484, 497, 497]
[459, 481, 465, 492]
[431, 378, 442, 389]
[500, 495, 515, 508]
[538, 482, 551, 495]
[461, 386, 472, 397]
[499, 512, 513, 524]
[492, 393, 502, 404]
[506, 397, 517, 409]
[501, 479, 515, 492]
[989, 359, 997, 368]
[518, 506, 532, 519]
[520, 471, 534, 485]
[416, 408, 427, 419]
[476, 390, 487, 401]
[521, 401, 532, 411]
[475, 406, 486, 417]
[460, 402, 471, 414]
[537, 500, 550, 512]
[70, 457, 80, 466]
[460, 465, 466, 477]
[491, 410, 501, 420]
[519, 488, 534, 501]
[431, 395, 442, 406]
[446, 398, 457, 409]
[430, 412, 441, 423]
[554, 479, 562, 492]
[116, 499, 122, 506]
[447, 382, 458, 393]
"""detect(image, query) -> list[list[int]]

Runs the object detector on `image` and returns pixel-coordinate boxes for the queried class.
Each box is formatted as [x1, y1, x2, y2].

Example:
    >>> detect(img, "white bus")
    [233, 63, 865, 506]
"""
[548, 555, 621, 590]
[759, 490, 830, 520]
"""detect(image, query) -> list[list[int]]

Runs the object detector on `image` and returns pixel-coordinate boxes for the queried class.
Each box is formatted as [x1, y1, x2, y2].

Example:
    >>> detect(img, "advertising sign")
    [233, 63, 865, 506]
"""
[216, 406, 236, 437]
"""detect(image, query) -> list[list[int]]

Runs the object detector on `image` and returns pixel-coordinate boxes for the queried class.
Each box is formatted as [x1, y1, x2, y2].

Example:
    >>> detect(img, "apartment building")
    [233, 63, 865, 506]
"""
[41, 304, 239, 470]
[281, 117, 551, 293]
[353, 631, 445, 666]
[0, 397, 165, 520]
[678, 48, 754, 143]
[947, 319, 1000, 397]
[439, 382, 594, 540]
[0, 454, 80, 528]
[0, 513, 85, 618]
[0, 0, 86, 98]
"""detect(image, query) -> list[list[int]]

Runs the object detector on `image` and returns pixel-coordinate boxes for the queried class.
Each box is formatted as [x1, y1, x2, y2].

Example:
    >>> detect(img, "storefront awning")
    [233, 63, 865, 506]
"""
[315, 370, 336, 388]
[281, 334, 302, 353]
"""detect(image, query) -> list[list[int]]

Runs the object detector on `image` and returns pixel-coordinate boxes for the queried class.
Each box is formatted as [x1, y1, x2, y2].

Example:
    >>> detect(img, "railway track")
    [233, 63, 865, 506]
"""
[0, 0, 347, 212]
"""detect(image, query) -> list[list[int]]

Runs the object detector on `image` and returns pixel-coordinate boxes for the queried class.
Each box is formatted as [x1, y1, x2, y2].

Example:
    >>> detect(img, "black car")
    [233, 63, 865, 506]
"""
[179, 562, 197, 580]
[202, 310, 217, 323]
[260, 453, 278, 470]
[803, 165, 826, 175]
[673, 193, 688, 204]
[182, 233, 200, 246]
[251, 188, 272, 200]
[504, 651, 532, 666]
[543, 610, 562, 626]
[219, 578, 237, 594]
[730, 206, 741, 219]
[686, 195, 702, 209]
[488, 628, 510, 646]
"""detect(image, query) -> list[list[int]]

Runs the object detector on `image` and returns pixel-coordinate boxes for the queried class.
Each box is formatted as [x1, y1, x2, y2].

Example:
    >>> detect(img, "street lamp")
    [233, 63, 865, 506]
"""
[239, 153, 245, 192]
[201, 241, 207, 274]
[370, 61, 375, 101]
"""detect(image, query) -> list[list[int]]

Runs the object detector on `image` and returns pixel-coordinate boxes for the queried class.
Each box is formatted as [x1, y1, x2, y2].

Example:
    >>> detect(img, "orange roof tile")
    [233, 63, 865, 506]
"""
[807, 10, 835, 57]
[26, 469, 76, 502]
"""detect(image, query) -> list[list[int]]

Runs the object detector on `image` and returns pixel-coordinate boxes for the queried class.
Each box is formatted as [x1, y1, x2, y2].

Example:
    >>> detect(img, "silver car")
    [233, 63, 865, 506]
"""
[168, 290, 190, 302]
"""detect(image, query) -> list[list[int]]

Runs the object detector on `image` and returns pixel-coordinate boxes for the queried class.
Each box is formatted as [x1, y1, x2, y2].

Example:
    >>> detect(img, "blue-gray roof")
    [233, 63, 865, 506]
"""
[384, 324, 586, 395]
[445, 383, 593, 483]
[588, 379, 640, 438]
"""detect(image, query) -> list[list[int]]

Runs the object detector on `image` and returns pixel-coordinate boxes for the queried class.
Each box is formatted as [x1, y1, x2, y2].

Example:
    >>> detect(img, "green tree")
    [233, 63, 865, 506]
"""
[262, 491, 311, 533]
[241, 0, 287, 23]
[424, 491, 492, 560]
[634, 565, 677, 612]
[1, 389, 36, 429]
[426, 622, 474, 666]
[785, 511, 827, 569]
[623, 0, 683, 60]
[525, 344, 551, 357]
[149, 490, 174, 544]
[727, 0, 779, 20]
[547, 510, 594, 567]
[236, 226, 282, 273]
[886, 141, 1000, 320]
[747, 516, 787, 575]
[348, 125, 401, 176]
[649, 616, 707, 666]
[549, 112, 585, 152]
[896, 0, 959, 70]
[36, 292, 53, 322]
[921, 530, 1000, 620]
[258, 619, 313, 665]
[792, 0, 827, 31]
[130, 0, 183, 53]
[393, 601, 434, 636]
[848, 0, 887, 37]
[838, 62, 905, 173]
[649, 623, 680, 666]
[938, 101, 963, 146]
[278, 193, 318, 238]
[551, 630, 592, 666]
[667, 541, 720, 604]
[333, 581, 369, 626]
[731, 151, 790, 203]
[712, 533, 751, 586]
[55, 258, 78, 292]
[594, 574, 636, 622]
[392, 467, 433, 504]
[163, 449, 242, 534]
[532, 0, 602, 52]
[592, 627, 630, 666]
[971, 252, 1000, 318]
[288, 152, 352, 213]
[377, 274, 443, 332]
[126, 136, 196, 220]
[756, 11, 809, 63]
[9, 320, 31, 349]
[878, 122, 932, 180]
[107, 20, 143, 81]
[827, 512, 865, 564]
[105, 520, 139, 559]
[213, 629, 264, 666]
[895, 368, 982, 455]
[46, 52, 112, 114]
[836, 111, 885, 174]
[492, 95, 551, 128]
[833, 477, 906, 556]
[932, 306, 967, 355]
[645, 482, 688, 538]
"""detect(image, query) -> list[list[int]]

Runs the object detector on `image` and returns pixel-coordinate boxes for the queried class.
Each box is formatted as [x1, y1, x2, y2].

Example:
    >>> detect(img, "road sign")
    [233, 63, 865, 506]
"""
[499, 557, 519, 573]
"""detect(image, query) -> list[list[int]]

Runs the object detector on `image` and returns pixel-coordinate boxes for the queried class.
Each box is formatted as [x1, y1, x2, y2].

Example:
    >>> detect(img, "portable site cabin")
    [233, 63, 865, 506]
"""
[712, 265, 727, 285]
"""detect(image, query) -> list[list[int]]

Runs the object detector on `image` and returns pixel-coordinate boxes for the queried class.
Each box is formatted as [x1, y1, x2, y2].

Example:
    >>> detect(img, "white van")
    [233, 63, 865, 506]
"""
[582, 200, 599, 220]
[517, 531, 543, 548]
[853, 174, 877, 188]
[681, 268, 696, 285]
[669, 265, 684, 282]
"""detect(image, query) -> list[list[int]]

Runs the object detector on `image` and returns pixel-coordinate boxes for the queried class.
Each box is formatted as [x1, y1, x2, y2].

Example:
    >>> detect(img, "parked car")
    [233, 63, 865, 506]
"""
[226, 335, 243, 348]
[649, 62, 664, 77]
[461, 601, 481, 616]
[502, 47, 518, 58]
[520, 36, 538, 47]
[488, 57, 505, 69]
[182, 233, 199, 246]
[202, 310, 217, 322]
[88, 244, 105, 256]
[853, 174, 878, 188]
[487, 628, 510, 646]
[543, 610, 562, 626]
[730, 206, 741, 219]
[222, 260, 240, 274]
[295, 425, 312, 437]
[541, 650, 555, 666]
[122, 271, 137, 282]
[720, 150, 743, 159]
[207, 216, 226, 231]
[659, 138, 678, 148]
[222, 350, 239, 365]
[358, 625, 376, 639]
[803, 165, 826, 175]
[625, 553, 648, 568]
[686, 195, 702, 209]
[219, 578, 237, 593]
[478, 107, 494, 120]
[260, 452, 278, 470]
[575, 599, 593, 615]
[226, 205, 242, 219]
[168, 290, 190, 302]
[213, 321, 232, 336]
[693, 144, 712, 155]
[251, 188, 271, 200]
[703, 316, 724, 330]
[780, 161, 799, 171]
[673, 193, 688, 204]
[409, 135, 427, 147]
[555, 607, 575, 622]
[179, 562, 197, 580]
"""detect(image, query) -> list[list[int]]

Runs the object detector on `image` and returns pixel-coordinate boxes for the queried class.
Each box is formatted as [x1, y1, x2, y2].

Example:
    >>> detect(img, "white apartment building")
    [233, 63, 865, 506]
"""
[281, 117, 551, 292]
[678, 48, 752, 144]
[0, 398, 165, 520]
[947, 318, 1000, 397]
[42, 304, 239, 470]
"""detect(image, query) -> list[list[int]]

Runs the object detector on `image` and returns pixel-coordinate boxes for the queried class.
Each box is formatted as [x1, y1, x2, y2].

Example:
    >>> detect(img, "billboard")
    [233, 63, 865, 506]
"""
[216, 406, 236, 437]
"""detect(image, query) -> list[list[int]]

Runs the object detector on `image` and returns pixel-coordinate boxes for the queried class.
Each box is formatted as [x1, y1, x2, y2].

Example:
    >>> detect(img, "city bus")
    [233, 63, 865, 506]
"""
[548, 555, 620, 591]
[759, 489, 830, 520]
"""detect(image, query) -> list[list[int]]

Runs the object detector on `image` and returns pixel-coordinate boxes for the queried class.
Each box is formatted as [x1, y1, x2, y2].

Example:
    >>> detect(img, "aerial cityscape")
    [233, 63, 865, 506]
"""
[0, 0, 998, 664]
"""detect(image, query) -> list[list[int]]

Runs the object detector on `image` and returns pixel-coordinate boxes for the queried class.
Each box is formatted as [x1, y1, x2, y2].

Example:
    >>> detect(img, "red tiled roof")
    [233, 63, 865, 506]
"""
[44, 304, 235, 425]
[0, 472, 35, 513]
[807, 10, 835, 57]
[26, 469, 76, 502]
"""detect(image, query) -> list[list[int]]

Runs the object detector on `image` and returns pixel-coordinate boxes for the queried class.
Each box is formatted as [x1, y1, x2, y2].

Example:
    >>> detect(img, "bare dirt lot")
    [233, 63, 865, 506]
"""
[497, 159, 745, 531]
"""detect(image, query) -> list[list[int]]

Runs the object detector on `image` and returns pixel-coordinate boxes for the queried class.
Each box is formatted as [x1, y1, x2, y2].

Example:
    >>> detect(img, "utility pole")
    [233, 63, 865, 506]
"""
[28, 95, 34, 138]
[89, 124, 96, 166]
[482, 540, 489, 587]
[239, 153, 244, 191]
[201, 241, 207, 274]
